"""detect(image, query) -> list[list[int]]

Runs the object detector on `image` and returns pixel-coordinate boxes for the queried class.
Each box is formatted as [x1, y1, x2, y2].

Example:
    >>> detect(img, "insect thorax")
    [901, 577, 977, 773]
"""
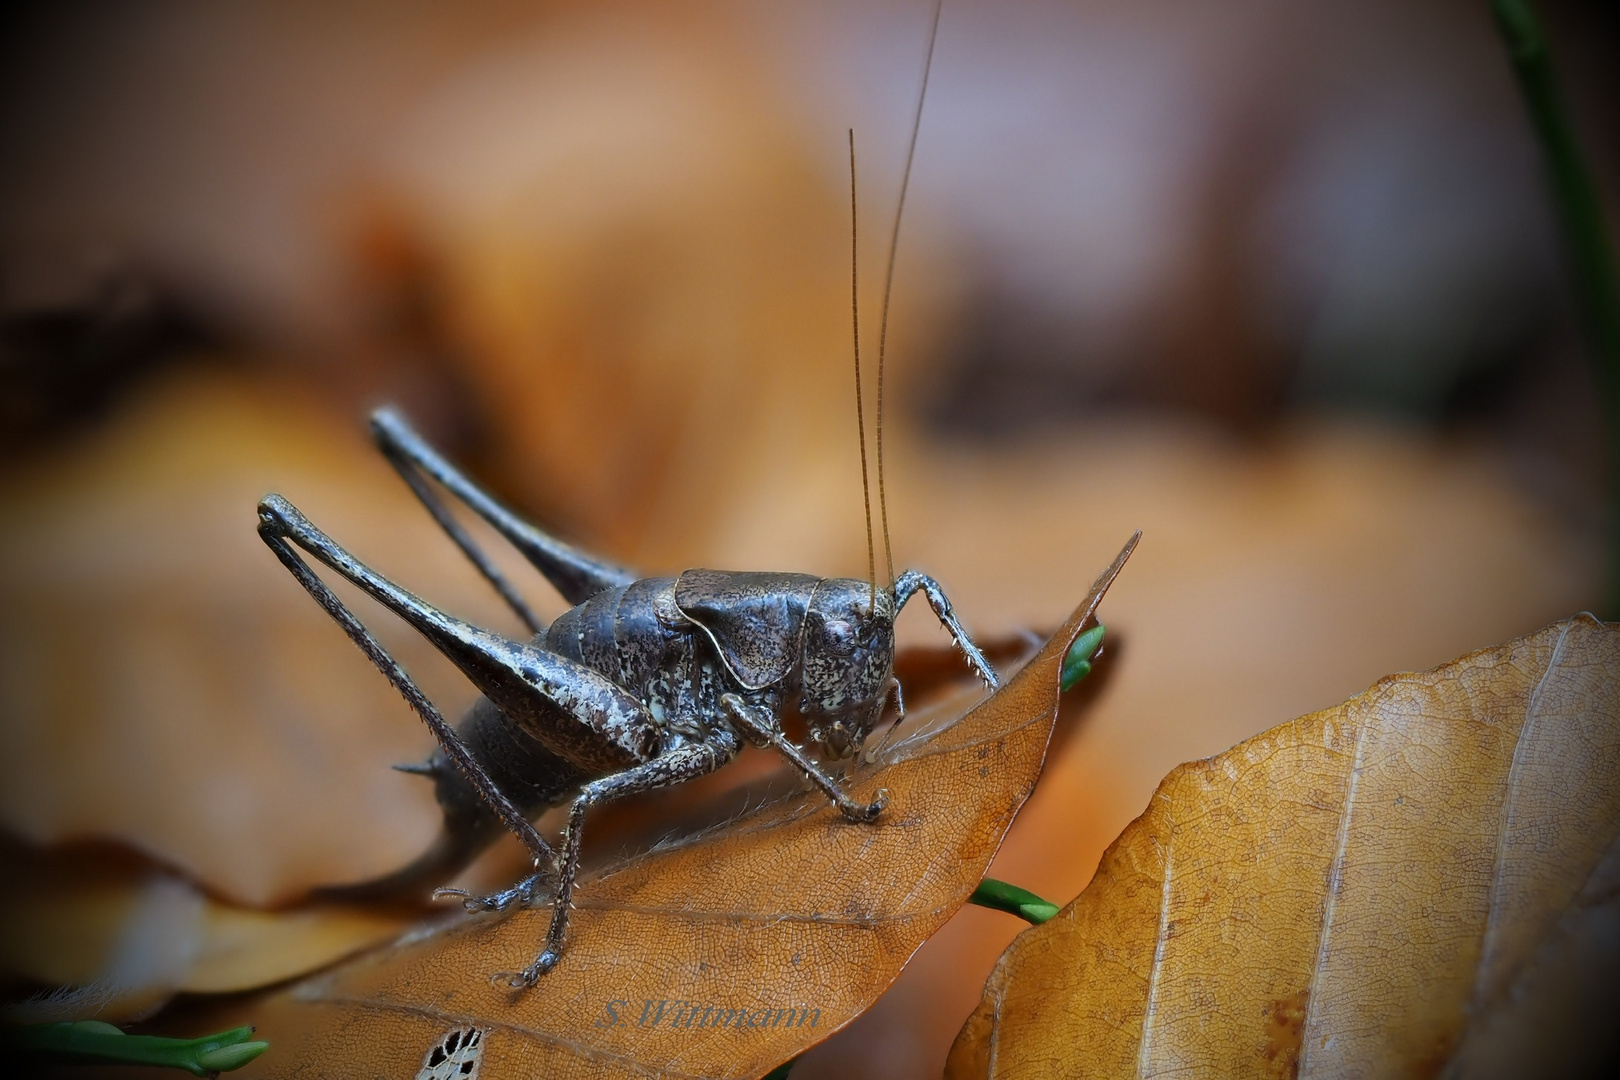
[544, 576, 779, 750]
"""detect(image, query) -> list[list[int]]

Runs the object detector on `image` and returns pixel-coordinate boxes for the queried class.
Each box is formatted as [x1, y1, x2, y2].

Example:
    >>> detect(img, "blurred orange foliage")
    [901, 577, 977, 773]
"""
[0, 3, 1609, 1075]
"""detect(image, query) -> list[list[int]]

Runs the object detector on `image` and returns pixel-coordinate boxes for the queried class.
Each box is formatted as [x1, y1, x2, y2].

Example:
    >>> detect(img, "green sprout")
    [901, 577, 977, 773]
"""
[968, 878, 1062, 926]
[3, 1020, 268, 1076]
[1061, 623, 1106, 692]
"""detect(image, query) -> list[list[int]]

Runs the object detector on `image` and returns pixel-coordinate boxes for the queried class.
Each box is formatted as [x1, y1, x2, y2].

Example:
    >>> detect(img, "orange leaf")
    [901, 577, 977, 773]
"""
[211, 537, 1136, 1080]
[946, 614, 1619, 1077]
[0, 372, 523, 907]
[0, 842, 411, 1023]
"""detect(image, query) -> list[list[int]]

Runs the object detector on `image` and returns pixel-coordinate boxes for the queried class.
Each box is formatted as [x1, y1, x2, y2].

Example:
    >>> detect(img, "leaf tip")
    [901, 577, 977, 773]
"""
[1054, 532, 1139, 661]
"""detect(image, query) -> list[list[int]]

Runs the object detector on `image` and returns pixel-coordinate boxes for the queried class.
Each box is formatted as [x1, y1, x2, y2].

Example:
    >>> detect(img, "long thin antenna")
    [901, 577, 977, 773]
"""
[850, 129, 877, 607]
[875, 0, 943, 589]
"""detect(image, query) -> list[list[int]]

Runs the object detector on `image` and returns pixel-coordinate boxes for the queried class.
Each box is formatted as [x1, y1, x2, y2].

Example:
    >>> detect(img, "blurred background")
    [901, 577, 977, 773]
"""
[0, 0, 1615, 1075]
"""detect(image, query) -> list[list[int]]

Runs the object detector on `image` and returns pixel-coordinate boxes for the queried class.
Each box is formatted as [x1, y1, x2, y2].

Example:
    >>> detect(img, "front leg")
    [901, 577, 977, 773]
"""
[722, 695, 888, 823]
[893, 570, 1000, 689]
[499, 732, 743, 987]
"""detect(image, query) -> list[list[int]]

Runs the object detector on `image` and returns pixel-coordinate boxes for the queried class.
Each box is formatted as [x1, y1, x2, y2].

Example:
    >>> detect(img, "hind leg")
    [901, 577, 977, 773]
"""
[370, 408, 636, 609]
[256, 496, 558, 873]
[258, 495, 656, 771]
[260, 494, 674, 982]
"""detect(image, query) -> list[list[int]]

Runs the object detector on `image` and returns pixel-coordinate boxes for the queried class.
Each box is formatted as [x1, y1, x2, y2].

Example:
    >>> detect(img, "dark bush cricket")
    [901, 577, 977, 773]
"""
[255, 1, 989, 988]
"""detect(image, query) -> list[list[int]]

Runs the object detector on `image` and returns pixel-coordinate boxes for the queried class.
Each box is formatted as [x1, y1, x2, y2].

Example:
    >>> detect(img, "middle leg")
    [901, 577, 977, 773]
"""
[500, 732, 744, 987]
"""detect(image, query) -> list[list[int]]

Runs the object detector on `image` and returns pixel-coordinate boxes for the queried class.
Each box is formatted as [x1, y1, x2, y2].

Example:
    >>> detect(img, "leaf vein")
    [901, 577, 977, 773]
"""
[1298, 707, 1371, 1073]
[1473, 618, 1576, 1013]
[1136, 822, 1174, 1077]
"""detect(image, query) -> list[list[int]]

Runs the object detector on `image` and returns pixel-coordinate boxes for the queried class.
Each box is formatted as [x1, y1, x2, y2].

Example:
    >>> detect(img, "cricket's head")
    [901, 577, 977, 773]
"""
[798, 577, 897, 758]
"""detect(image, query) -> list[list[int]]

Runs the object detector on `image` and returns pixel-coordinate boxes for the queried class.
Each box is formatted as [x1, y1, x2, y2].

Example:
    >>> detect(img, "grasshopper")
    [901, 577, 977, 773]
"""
[256, 410, 994, 986]
[255, 0, 999, 989]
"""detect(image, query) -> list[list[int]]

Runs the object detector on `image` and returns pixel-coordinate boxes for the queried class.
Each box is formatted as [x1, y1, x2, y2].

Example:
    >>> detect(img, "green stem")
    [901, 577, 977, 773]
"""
[969, 878, 1061, 925]
[761, 1060, 796, 1080]
[2, 1020, 268, 1076]
[1490, 0, 1620, 617]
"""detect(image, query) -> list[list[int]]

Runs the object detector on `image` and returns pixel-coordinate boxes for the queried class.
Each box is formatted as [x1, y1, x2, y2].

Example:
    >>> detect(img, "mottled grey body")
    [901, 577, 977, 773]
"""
[407, 568, 899, 888]
[257, 409, 993, 985]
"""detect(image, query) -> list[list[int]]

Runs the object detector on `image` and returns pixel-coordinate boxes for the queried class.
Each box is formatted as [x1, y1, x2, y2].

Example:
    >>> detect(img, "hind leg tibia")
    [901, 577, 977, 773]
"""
[370, 408, 637, 607]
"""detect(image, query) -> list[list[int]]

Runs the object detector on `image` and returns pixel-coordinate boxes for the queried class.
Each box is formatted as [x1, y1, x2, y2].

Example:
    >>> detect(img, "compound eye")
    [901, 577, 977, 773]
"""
[823, 619, 856, 653]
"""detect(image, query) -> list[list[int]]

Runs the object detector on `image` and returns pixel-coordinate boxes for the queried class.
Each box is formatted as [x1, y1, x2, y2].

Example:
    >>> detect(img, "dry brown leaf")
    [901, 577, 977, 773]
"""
[1443, 815, 1620, 1077]
[946, 614, 1619, 1078]
[0, 370, 532, 906]
[201, 540, 1135, 1080]
[0, 843, 408, 1023]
